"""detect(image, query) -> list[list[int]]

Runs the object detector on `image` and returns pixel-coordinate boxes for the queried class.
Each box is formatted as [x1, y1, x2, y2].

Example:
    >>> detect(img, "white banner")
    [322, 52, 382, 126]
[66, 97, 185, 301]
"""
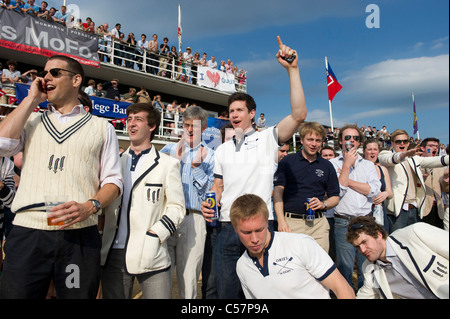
[197, 66, 236, 93]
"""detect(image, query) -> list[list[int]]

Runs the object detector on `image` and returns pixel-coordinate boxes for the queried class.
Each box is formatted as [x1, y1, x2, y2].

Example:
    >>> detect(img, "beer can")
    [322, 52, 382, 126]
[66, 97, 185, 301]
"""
[306, 198, 315, 221]
[345, 141, 353, 152]
[206, 191, 219, 220]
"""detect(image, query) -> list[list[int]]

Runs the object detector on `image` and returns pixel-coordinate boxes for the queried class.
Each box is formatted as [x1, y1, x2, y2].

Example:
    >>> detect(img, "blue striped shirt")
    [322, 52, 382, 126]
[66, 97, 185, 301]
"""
[160, 142, 215, 211]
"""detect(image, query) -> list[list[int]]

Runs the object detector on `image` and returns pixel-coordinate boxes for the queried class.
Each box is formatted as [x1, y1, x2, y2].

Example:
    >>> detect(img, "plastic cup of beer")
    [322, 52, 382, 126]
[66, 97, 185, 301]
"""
[45, 195, 67, 226]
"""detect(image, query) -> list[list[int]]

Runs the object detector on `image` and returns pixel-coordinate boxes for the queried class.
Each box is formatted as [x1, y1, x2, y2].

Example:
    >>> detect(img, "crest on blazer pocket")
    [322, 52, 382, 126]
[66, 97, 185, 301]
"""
[145, 183, 163, 204]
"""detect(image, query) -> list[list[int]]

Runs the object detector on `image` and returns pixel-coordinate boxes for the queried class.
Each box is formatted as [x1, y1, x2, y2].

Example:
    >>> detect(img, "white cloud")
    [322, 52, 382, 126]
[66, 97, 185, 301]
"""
[341, 54, 449, 100]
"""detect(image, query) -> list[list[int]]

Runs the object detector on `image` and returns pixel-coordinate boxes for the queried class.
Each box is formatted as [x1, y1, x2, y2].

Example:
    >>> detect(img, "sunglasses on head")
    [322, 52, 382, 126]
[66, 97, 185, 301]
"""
[39, 68, 77, 78]
[394, 139, 409, 145]
[344, 135, 360, 142]
[350, 223, 366, 231]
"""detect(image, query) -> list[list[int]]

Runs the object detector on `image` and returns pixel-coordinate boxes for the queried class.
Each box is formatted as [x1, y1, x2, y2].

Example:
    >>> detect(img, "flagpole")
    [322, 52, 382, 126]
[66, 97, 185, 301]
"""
[325, 56, 334, 132]
[178, 4, 182, 53]
[413, 92, 420, 140]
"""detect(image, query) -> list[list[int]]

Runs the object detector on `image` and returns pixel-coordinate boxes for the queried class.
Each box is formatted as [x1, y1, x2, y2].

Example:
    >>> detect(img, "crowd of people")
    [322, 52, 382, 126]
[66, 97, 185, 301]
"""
[1, 1, 248, 89]
[0, 12, 449, 302]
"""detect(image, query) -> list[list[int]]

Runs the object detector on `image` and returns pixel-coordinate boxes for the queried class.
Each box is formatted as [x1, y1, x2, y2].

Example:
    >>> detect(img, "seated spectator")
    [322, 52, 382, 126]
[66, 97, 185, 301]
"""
[219, 60, 226, 72]
[255, 113, 266, 128]
[82, 17, 93, 30]
[53, 5, 69, 25]
[121, 87, 137, 103]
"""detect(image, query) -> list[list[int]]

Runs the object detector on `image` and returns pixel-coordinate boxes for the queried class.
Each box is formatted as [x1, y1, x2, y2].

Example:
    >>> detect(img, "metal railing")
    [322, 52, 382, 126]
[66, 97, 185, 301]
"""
[97, 36, 248, 92]
[1, 92, 190, 143]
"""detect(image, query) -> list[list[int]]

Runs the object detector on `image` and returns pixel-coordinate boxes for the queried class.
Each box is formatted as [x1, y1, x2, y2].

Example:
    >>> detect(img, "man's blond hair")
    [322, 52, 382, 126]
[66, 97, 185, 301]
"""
[230, 194, 268, 227]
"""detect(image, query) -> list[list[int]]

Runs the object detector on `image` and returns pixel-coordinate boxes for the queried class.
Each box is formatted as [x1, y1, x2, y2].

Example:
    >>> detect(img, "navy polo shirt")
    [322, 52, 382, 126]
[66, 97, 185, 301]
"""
[273, 151, 339, 215]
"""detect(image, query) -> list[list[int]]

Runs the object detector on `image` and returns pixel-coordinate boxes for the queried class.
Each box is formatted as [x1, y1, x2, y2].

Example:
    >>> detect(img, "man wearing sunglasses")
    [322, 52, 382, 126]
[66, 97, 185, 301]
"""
[378, 129, 449, 233]
[0, 55, 123, 298]
[329, 124, 381, 291]
[346, 216, 448, 299]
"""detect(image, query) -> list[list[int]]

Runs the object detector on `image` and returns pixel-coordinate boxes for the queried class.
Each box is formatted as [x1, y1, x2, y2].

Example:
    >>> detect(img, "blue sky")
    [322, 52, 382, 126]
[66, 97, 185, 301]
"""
[58, 0, 448, 144]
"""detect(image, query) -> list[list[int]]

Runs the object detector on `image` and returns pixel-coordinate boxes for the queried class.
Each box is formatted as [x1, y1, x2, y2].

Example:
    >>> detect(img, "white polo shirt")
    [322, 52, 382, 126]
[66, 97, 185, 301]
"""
[236, 231, 336, 299]
[214, 127, 279, 222]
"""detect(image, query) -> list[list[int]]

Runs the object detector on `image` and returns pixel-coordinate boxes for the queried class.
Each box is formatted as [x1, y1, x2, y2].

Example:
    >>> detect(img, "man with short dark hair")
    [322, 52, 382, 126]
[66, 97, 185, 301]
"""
[0, 55, 122, 299]
[420, 137, 446, 228]
[347, 216, 448, 299]
[330, 123, 381, 290]
[101, 103, 185, 299]
[201, 36, 307, 299]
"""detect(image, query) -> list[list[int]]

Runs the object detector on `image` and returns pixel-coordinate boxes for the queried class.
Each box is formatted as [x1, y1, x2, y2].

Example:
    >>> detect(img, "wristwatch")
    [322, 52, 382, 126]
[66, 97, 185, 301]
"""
[88, 199, 102, 215]
[323, 201, 328, 210]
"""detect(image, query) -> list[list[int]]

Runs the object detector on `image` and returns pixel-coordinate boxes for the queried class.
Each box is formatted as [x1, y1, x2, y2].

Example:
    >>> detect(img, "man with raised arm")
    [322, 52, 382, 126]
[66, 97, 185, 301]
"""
[201, 36, 307, 299]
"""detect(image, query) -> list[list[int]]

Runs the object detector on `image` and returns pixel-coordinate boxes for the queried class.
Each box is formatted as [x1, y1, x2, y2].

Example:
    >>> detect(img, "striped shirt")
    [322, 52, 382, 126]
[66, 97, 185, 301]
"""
[161, 142, 215, 211]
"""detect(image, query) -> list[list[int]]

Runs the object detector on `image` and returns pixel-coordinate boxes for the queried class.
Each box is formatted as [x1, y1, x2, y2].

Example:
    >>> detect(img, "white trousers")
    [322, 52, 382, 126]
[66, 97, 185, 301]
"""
[168, 211, 207, 299]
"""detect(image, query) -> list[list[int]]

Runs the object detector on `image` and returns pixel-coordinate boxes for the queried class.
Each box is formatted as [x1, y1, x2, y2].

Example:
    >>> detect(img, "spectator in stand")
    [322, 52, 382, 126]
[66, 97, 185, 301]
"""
[152, 94, 164, 112]
[0, 0, 14, 9]
[237, 69, 247, 92]
[21, 0, 38, 15]
[255, 113, 266, 129]
[182, 47, 194, 83]
[225, 60, 234, 74]
[124, 33, 137, 69]
[103, 79, 121, 101]
[207, 56, 217, 69]
[53, 5, 69, 25]
[136, 34, 148, 71]
[82, 17, 93, 30]
[121, 87, 137, 104]
[199, 53, 208, 67]
[1, 60, 21, 116]
[167, 47, 178, 79]
[219, 60, 226, 72]
[20, 69, 38, 84]
[46, 6, 56, 21]
[147, 34, 159, 75]
[192, 52, 201, 85]
[95, 83, 105, 98]
[157, 37, 170, 77]
[440, 143, 447, 156]
[136, 87, 151, 104]
[84, 79, 96, 96]
[110, 23, 123, 66]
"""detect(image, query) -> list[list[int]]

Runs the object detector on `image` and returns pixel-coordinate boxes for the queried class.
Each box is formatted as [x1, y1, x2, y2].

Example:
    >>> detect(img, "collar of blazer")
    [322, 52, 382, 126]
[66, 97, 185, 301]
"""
[121, 146, 161, 190]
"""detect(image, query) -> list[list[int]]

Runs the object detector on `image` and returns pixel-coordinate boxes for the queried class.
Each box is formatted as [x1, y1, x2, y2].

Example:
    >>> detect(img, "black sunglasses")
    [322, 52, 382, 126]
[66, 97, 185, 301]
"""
[350, 223, 366, 231]
[39, 68, 78, 78]
[394, 139, 409, 145]
[344, 135, 360, 142]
